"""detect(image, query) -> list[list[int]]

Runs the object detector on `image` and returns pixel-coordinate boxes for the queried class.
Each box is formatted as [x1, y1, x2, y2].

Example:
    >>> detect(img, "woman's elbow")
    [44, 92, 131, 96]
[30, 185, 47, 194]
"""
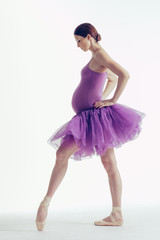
[121, 71, 130, 80]
[125, 71, 130, 80]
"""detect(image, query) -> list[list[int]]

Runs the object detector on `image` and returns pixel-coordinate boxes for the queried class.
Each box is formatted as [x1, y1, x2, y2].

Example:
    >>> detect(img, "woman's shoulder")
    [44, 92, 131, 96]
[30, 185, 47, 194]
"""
[95, 48, 130, 78]
[95, 48, 111, 61]
[94, 48, 110, 71]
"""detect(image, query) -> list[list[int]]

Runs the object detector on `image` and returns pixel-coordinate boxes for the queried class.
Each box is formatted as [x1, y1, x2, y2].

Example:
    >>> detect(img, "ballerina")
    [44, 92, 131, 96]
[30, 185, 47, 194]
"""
[35, 22, 146, 230]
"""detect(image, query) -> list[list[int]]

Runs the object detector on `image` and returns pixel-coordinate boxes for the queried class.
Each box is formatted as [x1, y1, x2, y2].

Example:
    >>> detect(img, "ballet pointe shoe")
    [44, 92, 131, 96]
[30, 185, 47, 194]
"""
[94, 207, 124, 226]
[35, 195, 52, 231]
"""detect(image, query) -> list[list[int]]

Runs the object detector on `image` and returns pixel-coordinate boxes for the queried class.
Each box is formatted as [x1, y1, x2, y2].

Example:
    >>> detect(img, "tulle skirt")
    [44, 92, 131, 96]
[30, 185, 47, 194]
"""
[47, 103, 146, 160]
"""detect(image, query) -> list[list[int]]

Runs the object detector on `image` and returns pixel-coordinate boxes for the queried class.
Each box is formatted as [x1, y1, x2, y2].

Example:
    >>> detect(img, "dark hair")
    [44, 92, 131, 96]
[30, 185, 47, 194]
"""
[74, 23, 101, 42]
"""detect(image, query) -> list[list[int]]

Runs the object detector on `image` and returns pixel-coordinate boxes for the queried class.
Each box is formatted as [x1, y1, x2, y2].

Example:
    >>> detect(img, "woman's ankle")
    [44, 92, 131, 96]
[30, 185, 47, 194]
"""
[40, 195, 52, 208]
[112, 206, 121, 212]
[44, 195, 52, 200]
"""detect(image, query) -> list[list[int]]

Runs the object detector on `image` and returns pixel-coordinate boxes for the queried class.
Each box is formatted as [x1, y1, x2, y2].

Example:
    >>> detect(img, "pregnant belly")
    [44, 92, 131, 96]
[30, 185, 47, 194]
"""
[71, 87, 102, 114]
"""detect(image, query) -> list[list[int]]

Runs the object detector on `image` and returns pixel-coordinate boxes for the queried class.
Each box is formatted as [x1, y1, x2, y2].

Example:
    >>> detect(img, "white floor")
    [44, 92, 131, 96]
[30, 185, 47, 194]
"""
[0, 205, 159, 240]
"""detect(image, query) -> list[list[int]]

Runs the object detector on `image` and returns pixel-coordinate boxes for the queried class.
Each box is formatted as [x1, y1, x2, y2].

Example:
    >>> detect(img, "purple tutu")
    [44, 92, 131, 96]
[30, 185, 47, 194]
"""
[47, 103, 146, 160]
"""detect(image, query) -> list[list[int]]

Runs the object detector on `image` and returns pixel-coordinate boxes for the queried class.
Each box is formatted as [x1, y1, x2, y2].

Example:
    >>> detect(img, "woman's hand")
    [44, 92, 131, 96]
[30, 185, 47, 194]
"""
[93, 98, 116, 109]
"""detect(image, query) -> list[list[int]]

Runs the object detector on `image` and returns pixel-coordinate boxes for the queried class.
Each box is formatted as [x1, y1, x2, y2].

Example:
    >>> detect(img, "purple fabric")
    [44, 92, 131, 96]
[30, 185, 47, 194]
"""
[72, 61, 107, 114]
[47, 61, 146, 160]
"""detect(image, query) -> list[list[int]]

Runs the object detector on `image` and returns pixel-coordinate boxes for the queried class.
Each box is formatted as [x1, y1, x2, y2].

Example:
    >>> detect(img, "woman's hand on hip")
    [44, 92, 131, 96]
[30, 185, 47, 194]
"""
[93, 98, 116, 108]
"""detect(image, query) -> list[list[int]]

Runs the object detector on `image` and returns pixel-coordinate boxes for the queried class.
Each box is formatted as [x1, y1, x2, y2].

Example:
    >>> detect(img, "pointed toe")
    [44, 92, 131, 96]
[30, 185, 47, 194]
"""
[35, 220, 46, 231]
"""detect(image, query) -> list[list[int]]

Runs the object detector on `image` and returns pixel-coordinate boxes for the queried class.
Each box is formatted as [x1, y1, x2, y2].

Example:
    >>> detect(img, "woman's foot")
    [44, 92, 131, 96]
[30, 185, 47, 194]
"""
[35, 195, 52, 231]
[94, 207, 124, 226]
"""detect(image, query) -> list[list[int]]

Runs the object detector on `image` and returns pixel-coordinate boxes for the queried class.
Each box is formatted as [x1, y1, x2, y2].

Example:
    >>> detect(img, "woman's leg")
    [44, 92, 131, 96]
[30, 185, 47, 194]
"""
[46, 139, 79, 198]
[100, 147, 123, 222]
[36, 138, 79, 224]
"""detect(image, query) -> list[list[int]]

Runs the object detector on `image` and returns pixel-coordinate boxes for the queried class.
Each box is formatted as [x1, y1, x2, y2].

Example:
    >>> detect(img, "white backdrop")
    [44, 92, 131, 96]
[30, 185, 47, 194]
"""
[0, 0, 159, 214]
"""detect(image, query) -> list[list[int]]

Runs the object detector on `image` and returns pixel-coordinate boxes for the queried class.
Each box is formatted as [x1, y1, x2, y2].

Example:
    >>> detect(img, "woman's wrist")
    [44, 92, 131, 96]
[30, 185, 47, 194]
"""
[111, 97, 117, 103]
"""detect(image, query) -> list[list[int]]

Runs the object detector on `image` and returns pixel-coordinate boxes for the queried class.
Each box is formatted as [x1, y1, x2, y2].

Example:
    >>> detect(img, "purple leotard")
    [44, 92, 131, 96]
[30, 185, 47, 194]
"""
[47, 60, 146, 161]
[71, 61, 107, 114]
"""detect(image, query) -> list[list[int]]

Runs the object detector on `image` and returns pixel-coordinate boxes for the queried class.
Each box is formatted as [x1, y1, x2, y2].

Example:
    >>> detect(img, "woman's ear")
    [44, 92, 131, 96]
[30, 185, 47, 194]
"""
[86, 33, 91, 40]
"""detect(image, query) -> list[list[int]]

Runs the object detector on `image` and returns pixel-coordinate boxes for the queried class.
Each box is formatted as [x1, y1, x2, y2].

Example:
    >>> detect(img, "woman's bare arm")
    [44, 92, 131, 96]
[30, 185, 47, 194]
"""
[95, 50, 130, 103]
[102, 69, 118, 100]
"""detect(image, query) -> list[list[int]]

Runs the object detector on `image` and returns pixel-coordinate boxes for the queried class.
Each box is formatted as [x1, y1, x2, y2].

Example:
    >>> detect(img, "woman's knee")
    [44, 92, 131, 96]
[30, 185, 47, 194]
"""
[56, 147, 69, 165]
[101, 149, 117, 175]
[56, 141, 79, 165]
[102, 160, 117, 175]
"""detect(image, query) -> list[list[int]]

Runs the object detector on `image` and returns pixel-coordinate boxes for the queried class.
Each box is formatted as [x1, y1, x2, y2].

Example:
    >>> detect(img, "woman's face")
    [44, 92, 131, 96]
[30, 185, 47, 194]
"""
[74, 34, 91, 51]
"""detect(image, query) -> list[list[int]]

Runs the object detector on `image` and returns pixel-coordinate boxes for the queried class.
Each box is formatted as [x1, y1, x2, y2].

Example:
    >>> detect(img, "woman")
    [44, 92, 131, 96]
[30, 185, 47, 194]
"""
[35, 23, 146, 230]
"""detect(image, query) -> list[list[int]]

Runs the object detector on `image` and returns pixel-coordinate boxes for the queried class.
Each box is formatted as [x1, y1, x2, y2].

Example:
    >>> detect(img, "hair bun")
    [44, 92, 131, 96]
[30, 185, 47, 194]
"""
[96, 33, 101, 42]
